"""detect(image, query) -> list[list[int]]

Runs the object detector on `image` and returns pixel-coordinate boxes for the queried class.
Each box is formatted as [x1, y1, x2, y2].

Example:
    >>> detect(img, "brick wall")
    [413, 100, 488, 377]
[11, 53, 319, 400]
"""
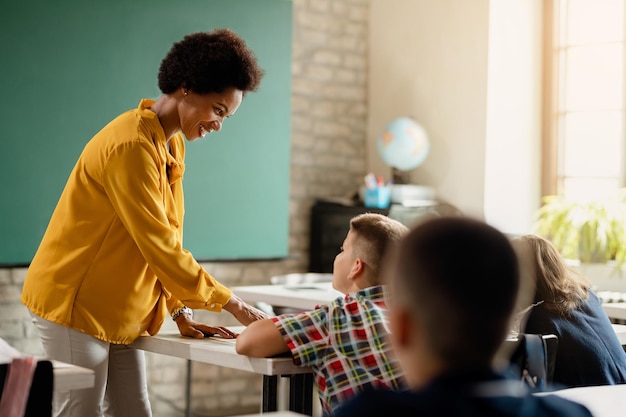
[0, 0, 370, 415]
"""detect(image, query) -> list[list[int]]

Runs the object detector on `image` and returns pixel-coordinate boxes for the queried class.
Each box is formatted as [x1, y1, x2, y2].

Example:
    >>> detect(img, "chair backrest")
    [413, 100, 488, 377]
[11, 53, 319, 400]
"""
[506, 334, 558, 391]
[0, 359, 53, 417]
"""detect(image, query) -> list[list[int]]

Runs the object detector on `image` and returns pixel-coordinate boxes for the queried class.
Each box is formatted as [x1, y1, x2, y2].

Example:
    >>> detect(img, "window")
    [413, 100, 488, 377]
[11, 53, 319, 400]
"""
[543, 0, 626, 201]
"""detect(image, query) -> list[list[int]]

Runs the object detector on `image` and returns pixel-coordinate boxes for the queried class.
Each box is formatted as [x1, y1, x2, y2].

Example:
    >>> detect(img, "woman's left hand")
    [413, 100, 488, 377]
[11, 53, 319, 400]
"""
[174, 313, 239, 339]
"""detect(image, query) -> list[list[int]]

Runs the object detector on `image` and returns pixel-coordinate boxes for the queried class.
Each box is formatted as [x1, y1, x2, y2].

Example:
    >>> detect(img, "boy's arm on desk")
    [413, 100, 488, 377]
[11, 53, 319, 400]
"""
[235, 318, 290, 358]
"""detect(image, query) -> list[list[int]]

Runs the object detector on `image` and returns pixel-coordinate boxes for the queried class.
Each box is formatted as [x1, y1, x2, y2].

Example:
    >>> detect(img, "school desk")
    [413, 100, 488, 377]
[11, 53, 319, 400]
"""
[603, 302, 626, 321]
[231, 282, 340, 312]
[0, 358, 94, 393]
[611, 323, 626, 347]
[130, 326, 314, 415]
[232, 283, 626, 349]
[536, 383, 626, 417]
[49, 360, 95, 392]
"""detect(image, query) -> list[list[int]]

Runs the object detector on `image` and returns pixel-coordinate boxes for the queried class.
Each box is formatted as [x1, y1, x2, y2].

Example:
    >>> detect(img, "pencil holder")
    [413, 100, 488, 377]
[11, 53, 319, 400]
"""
[364, 187, 391, 209]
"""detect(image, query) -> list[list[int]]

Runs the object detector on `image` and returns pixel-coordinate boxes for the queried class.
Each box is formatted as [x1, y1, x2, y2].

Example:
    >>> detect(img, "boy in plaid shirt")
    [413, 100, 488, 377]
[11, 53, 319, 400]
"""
[236, 213, 408, 415]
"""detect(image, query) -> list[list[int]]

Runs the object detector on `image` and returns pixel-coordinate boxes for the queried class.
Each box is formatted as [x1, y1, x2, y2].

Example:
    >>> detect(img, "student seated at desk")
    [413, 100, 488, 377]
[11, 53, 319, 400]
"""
[236, 213, 409, 416]
[333, 217, 593, 417]
[513, 235, 626, 388]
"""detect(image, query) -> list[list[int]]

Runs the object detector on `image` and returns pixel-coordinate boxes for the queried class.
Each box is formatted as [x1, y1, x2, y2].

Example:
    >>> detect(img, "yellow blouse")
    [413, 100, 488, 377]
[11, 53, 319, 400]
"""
[21, 99, 232, 344]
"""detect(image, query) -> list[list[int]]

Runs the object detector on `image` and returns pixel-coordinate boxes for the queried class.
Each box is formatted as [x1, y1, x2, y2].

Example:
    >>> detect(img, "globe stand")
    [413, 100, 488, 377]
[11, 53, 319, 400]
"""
[389, 167, 436, 204]
[391, 167, 411, 185]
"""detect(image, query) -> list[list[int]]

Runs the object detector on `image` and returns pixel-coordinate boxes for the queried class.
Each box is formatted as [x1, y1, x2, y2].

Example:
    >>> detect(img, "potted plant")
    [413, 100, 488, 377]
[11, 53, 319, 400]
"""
[533, 188, 626, 267]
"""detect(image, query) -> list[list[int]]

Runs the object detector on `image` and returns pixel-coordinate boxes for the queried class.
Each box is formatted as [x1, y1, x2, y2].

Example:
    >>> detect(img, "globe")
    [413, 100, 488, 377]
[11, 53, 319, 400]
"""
[377, 117, 430, 172]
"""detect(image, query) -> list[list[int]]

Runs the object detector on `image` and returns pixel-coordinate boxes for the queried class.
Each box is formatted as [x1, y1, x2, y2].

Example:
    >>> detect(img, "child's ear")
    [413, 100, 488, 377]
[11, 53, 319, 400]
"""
[347, 258, 364, 280]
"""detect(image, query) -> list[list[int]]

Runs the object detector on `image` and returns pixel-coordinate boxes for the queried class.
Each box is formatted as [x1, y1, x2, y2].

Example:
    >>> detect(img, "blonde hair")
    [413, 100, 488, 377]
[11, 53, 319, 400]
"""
[349, 213, 408, 286]
[515, 234, 590, 316]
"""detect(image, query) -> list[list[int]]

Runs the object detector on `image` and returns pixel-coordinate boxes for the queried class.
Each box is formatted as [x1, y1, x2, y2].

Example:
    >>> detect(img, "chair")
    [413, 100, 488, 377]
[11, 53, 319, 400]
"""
[506, 334, 558, 391]
[0, 359, 53, 417]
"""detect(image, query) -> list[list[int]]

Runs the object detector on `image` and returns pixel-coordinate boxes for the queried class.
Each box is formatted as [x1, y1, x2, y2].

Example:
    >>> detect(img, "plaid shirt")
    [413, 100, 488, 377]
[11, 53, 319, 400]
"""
[272, 285, 406, 415]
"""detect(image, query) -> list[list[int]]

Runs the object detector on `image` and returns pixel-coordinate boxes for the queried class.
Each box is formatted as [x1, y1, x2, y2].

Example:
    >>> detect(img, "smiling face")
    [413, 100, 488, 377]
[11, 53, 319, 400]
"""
[178, 86, 243, 141]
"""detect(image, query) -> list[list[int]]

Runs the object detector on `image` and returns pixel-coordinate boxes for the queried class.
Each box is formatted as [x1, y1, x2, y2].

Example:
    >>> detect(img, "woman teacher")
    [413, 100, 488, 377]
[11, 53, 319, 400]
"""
[21, 29, 268, 416]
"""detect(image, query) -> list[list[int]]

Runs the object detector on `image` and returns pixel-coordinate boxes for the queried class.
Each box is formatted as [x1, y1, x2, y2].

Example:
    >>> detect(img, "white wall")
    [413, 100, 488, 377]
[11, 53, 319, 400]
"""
[484, 0, 543, 234]
[368, 0, 543, 232]
[368, 0, 491, 218]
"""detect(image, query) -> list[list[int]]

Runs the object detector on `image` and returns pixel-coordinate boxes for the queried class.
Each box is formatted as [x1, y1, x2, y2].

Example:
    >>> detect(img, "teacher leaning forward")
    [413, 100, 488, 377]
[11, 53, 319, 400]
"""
[21, 29, 269, 417]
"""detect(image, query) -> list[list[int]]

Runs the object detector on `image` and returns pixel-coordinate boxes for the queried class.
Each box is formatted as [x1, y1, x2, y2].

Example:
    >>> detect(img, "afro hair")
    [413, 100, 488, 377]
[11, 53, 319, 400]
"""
[158, 29, 264, 95]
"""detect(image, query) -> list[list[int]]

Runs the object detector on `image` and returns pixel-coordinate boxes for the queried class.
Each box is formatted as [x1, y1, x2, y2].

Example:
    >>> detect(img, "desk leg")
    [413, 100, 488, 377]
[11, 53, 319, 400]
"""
[185, 359, 191, 417]
[289, 373, 314, 416]
[262, 375, 278, 412]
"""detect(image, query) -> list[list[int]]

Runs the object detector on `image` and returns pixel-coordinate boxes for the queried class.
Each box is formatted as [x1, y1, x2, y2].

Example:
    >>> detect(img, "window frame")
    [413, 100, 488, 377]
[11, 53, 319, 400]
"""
[541, 0, 626, 199]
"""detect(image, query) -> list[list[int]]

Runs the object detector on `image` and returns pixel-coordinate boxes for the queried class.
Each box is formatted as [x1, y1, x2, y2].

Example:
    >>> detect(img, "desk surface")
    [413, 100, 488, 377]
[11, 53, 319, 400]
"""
[50, 360, 95, 391]
[603, 303, 626, 320]
[233, 284, 626, 348]
[541, 383, 626, 417]
[235, 412, 307, 417]
[611, 323, 626, 346]
[232, 282, 341, 311]
[130, 326, 310, 376]
[0, 359, 94, 392]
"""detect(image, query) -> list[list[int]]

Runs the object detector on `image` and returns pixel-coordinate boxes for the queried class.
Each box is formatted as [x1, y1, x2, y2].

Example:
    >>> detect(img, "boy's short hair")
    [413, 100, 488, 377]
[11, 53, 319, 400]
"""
[389, 217, 520, 366]
[349, 213, 408, 285]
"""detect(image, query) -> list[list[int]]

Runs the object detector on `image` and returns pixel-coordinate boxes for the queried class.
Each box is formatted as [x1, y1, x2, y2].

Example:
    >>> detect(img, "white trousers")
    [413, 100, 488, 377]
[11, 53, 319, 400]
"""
[30, 313, 152, 417]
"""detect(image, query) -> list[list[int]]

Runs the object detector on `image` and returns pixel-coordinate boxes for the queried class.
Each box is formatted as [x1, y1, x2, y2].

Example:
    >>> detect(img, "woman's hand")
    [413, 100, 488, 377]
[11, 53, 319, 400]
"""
[223, 293, 270, 326]
[174, 313, 239, 339]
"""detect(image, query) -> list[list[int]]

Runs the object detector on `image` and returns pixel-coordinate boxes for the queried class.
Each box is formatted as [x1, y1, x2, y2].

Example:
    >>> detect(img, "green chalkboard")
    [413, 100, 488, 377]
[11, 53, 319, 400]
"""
[0, 0, 292, 266]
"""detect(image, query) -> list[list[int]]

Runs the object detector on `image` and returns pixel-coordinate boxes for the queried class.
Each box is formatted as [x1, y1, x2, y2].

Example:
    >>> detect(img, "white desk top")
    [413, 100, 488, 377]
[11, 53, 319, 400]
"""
[233, 284, 626, 348]
[611, 323, 626, 346]
[232, 282, 342, 311]
[233, 284, 626, 343]
[236, 284, 626, 318]
[234, 412, 307, 417]
[50, 360, 95, 391]
[540, 383, 626, 417]
[603, 303, 626, 320]
[130, 326, 310, 376]
[0, 358, 94, 392]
